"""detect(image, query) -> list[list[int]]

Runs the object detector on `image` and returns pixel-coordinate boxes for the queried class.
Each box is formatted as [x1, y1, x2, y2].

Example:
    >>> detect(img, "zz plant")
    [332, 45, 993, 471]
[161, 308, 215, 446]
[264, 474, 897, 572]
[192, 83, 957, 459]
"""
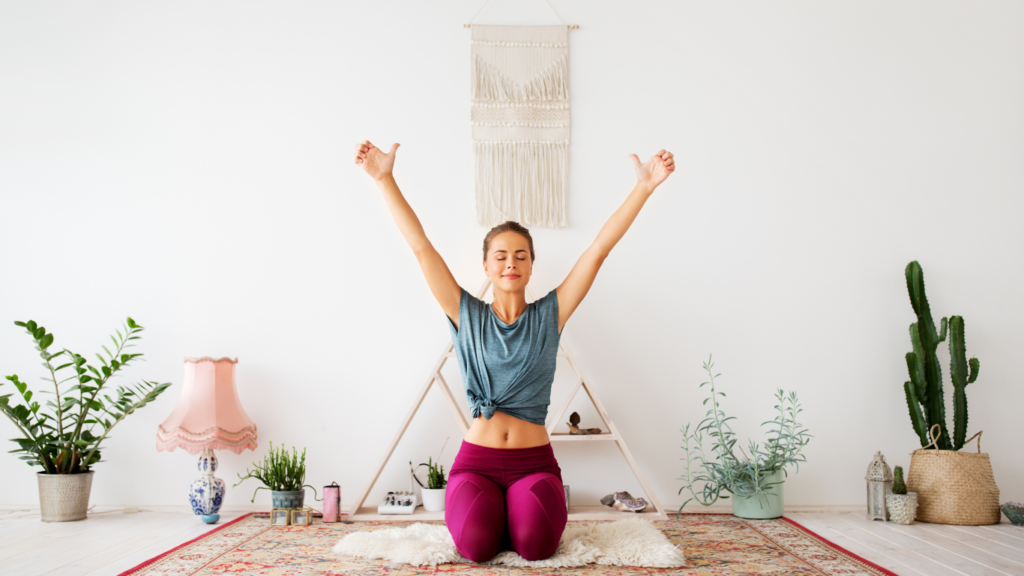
[0, 318, 172, 474]
[903, 261, 980, 450]
[676, 355, 811, 517]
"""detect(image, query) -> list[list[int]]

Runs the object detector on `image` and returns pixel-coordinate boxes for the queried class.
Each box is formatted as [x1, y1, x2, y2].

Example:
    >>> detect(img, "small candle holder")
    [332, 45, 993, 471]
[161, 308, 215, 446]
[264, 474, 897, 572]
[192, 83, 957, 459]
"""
[290, 507, 314, 526]
[271, 508, 292, 526]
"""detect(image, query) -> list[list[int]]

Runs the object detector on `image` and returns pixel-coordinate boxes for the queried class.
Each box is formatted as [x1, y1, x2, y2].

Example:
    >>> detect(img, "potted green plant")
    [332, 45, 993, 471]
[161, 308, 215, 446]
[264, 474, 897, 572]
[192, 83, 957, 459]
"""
[902, 260, 1000, 525]
[676, 355, 812, 519]
[412, 437, 450, 512]
[234, 441, 319, 509]
[0, 318, 172, 522]
[886, 466, 918, 524]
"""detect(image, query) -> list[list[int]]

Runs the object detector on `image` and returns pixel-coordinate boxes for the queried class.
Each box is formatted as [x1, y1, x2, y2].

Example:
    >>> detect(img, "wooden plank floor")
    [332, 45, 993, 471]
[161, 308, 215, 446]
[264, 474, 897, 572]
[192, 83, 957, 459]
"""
[0, 508, 1020, 575]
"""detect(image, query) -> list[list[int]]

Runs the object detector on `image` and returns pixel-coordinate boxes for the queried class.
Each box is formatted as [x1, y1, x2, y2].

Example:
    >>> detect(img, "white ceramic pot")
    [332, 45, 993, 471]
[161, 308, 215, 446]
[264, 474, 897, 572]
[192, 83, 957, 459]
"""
[886, 492, 919, 525]
[422, 487, 446, 512]
[37, 471, 94, 522]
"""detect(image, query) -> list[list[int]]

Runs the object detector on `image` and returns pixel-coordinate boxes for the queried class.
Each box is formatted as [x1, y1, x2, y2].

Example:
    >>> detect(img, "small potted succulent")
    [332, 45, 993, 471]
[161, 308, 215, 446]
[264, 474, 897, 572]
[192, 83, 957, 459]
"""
[413, 438, 449, 512]
[885, 466, 918, 524]
[234, 441, 319, 509]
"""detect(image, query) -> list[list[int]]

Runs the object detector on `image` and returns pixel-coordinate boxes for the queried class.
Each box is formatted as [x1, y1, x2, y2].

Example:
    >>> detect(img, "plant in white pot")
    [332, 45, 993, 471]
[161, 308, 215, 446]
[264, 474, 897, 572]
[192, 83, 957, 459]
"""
[886, 465, 918, 524]
[676, 355, 812, 520]
[234, 442, 319, 509]
[1, 318, 172, 522]
[413, 438, 449, 512]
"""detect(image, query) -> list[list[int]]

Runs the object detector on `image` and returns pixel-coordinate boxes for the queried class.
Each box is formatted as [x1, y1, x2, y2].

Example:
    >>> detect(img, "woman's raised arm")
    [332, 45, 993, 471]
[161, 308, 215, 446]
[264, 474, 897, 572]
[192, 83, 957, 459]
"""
[555, 149, 676, 333]
[355, 140, 462, 328]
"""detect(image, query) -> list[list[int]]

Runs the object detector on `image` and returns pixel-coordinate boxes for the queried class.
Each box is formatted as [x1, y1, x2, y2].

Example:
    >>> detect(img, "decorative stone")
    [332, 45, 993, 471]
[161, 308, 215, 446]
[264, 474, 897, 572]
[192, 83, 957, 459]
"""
[886, 492, 919, 525]
[567, 411, 602, 435]
[600, 490, 648, 513]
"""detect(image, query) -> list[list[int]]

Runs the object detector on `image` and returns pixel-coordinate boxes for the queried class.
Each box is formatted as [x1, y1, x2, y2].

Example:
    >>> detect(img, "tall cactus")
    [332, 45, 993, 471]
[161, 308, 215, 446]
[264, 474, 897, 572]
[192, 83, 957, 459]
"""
[948, 315, 980, 450]
[903, 261, 980, 451]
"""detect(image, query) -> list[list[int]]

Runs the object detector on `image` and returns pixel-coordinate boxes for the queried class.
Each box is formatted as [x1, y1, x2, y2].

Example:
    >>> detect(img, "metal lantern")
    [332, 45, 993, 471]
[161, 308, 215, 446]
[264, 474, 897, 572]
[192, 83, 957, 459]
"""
[866, 451, 894, 521]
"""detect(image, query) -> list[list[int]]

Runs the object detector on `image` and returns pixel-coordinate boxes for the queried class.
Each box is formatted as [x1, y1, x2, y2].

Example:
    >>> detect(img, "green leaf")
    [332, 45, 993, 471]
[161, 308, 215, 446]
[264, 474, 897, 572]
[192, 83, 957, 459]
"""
[14, 321, 26, 327]
[26, 320, 37, 332]
[127, 317, 137, 329]
[39, 334, 54, 350]
[102, 345, 113, 359]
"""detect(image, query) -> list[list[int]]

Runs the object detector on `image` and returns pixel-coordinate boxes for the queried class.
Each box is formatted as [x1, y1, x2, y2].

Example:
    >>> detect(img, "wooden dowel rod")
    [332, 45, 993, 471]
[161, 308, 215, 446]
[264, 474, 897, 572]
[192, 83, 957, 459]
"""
[464, 24, 578, 29]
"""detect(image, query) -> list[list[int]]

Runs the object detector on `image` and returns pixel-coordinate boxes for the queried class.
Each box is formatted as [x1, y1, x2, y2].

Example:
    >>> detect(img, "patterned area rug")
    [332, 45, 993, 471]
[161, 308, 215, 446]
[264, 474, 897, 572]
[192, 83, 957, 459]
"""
[119, 513, 897, 576]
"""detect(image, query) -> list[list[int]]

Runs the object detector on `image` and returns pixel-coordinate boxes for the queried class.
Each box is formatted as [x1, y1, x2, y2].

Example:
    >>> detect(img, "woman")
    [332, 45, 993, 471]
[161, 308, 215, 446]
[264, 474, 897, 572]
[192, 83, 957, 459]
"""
[353, 140, 675, 562]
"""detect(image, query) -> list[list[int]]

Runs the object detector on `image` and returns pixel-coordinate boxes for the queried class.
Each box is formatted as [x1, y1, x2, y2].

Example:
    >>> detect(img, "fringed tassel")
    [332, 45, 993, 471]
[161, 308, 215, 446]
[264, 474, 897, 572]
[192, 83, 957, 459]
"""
[471, 54, 569, 102]
[474, 141, 568, 228]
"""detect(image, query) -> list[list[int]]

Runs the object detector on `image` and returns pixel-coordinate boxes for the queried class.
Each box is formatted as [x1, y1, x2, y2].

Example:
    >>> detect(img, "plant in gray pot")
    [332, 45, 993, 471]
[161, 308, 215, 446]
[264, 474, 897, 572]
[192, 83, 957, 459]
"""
[235, 442, 319, 509]
[885, 466, 918, 524]
[1, 318, 172, 522]
[676, 355, 812, 520]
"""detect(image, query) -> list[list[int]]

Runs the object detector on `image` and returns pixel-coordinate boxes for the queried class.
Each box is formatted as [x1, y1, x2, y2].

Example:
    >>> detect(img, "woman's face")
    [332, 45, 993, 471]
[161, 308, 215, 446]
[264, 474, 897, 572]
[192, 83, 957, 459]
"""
[484, 231, 532, 292]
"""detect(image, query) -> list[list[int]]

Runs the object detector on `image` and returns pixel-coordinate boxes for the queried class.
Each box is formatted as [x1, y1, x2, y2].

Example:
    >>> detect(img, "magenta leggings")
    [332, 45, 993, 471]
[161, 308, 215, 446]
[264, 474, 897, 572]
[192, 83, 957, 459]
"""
[444, 439, 567, 562]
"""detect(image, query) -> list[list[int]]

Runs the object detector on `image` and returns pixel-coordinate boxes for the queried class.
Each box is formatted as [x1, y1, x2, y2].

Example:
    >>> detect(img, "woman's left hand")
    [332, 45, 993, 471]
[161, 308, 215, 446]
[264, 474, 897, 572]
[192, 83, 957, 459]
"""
[630, 149, 675, 192]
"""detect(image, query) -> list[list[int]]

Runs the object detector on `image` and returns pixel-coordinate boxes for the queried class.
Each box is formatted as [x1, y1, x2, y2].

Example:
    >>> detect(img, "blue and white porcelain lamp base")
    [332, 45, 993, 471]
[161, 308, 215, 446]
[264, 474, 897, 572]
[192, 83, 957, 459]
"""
[189, 447, 226, 524]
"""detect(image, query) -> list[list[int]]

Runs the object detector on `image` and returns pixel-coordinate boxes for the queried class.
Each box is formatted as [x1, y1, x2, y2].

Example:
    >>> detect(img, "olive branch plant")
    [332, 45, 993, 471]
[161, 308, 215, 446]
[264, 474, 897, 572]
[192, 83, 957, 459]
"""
[0, 318, 172, 474]
[676, 355, 812, 518]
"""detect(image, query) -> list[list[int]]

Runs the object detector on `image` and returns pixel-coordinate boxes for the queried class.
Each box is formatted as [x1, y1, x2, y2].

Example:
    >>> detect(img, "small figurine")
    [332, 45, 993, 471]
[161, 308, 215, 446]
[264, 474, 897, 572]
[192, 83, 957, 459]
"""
[567, 411, 602, 435]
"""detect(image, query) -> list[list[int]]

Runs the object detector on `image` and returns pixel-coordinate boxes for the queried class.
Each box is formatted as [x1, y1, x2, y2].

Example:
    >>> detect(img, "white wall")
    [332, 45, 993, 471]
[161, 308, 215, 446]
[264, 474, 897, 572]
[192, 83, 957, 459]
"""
[2, 0, 1022, 513]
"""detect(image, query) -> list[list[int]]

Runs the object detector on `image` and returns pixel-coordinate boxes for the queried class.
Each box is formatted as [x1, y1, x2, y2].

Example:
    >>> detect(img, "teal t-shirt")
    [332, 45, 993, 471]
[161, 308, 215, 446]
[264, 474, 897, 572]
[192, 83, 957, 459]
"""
[446, 286, 561, 426]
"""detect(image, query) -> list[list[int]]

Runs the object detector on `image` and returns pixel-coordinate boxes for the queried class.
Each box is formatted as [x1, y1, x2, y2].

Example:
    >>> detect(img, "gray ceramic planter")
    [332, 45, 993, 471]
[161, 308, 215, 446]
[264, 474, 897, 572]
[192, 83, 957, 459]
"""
[271, 489, 305, 509]
[37, 471, 94, 522]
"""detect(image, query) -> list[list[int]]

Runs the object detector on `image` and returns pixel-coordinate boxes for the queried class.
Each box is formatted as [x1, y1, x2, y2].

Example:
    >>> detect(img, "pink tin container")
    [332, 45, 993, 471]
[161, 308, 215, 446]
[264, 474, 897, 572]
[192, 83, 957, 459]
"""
[323, 482, 341, 523]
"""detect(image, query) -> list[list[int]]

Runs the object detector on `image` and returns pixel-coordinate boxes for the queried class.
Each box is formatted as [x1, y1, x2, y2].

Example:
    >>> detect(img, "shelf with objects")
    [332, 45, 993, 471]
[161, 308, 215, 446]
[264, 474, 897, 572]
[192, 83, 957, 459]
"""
[347, 279, 668, 521]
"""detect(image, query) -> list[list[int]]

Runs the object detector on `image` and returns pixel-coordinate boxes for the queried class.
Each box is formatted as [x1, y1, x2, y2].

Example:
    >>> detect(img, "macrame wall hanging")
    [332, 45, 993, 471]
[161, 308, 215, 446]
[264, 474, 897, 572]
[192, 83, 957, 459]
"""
[468, 11, 575, 229]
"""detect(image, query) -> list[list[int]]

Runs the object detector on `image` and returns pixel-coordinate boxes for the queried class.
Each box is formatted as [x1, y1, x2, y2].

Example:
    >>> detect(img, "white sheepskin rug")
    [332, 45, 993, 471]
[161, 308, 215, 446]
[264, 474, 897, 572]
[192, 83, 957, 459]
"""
[331, 516, 687, 568]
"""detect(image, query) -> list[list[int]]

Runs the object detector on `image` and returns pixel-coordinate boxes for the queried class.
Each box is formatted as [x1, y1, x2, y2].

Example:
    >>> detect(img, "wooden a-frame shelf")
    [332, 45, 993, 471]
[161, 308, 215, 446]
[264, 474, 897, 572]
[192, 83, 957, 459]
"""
[348, 279, 669, 521]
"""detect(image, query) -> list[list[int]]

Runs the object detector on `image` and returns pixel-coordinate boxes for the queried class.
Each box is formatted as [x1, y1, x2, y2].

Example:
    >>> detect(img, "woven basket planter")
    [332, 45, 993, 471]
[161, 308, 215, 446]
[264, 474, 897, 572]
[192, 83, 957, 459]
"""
[37, 471, 94, 522]
[907, 427, 1000, 525]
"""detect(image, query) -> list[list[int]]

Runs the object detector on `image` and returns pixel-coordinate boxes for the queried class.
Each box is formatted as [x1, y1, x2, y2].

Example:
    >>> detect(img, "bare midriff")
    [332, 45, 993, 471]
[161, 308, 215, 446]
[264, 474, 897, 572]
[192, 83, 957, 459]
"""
[464, 410, 550, 448]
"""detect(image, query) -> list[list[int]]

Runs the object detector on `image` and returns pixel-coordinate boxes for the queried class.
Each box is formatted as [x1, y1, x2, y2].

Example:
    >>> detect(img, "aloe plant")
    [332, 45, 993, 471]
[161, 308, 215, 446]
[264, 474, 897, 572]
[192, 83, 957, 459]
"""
[234, 441, 319, 502]
[1, 318, 172, 474]
[903, 261, 979, 450]
[413, 437, 449, 490]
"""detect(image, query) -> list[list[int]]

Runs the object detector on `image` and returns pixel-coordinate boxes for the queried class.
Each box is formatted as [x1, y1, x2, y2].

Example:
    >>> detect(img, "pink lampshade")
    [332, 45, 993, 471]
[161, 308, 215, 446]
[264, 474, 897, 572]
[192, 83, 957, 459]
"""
[156, 357, 257, 455]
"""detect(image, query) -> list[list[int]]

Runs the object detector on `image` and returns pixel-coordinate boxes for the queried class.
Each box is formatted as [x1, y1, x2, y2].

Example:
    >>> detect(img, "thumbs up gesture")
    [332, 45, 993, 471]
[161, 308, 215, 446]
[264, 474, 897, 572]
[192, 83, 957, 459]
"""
[354, 140, 400, 182]
[630, 149, 675, 192]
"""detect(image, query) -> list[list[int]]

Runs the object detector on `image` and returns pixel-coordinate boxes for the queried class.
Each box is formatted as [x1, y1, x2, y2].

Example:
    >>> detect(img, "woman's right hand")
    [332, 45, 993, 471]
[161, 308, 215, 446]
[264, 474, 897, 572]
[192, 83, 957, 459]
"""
[354, 140, 400, 181]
